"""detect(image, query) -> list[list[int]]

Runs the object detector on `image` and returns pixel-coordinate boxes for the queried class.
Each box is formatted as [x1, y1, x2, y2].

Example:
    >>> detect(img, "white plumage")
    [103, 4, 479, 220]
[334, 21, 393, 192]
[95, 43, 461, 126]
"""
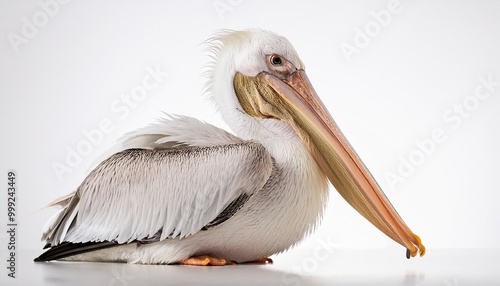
[42, 113, 327, 263]
[37, 29, 425, 264]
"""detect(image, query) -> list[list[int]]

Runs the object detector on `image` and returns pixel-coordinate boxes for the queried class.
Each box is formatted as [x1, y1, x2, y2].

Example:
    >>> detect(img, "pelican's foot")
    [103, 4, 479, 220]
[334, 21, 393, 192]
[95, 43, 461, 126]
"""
[179, 256, 235, 266]
[245, 257, 273, 264]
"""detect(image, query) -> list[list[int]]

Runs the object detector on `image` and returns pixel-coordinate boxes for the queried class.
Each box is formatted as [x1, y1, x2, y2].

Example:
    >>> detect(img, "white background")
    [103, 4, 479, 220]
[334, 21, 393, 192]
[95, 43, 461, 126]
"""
[1, 0, 500, 284]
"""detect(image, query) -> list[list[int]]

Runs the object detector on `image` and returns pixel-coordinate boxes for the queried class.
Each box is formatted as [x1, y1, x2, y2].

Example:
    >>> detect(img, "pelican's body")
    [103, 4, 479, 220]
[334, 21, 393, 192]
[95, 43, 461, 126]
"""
[56, 118, 326, 264]
[36, 30, 424, 264]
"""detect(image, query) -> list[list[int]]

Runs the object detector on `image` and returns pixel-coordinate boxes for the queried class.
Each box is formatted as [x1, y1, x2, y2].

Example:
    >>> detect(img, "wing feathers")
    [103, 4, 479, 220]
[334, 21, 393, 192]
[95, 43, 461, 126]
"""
[61, 142, 273, 245]
[42, 194, 80, 246]
[40, 116, 274, 261]
[202, 193, 251, 230]
[34, 241, 117, 262]
[87, 114, 242, 172]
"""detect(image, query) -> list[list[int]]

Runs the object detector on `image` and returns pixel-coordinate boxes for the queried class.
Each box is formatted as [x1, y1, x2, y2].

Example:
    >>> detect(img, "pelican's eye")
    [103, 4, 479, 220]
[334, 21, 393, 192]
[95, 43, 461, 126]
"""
[266, 54, 296, 79]
[270, 55, 283, 66]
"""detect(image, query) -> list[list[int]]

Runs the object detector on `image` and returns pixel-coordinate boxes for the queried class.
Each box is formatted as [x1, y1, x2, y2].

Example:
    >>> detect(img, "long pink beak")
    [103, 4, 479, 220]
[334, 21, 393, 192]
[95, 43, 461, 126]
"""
[263, 70, 425, 258]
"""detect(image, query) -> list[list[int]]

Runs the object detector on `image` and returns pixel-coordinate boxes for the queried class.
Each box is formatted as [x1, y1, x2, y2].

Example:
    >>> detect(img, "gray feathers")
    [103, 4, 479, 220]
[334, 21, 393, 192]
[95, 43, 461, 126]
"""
[38, 115, 276, 261]
[69, 143, 272, 244]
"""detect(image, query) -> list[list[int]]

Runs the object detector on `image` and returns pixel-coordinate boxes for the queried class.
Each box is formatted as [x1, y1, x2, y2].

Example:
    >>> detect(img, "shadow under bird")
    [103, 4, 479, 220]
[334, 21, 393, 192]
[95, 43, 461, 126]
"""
[35, 29, 425, 265]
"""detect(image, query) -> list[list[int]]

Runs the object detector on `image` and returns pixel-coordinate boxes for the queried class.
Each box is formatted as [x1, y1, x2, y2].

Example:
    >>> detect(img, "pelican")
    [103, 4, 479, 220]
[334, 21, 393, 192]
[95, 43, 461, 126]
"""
[35, 29, 425, 265]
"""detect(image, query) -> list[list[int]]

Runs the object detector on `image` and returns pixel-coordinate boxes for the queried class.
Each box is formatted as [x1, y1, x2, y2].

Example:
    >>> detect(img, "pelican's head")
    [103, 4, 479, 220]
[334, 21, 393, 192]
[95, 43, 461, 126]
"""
[206, 29, 425, 258]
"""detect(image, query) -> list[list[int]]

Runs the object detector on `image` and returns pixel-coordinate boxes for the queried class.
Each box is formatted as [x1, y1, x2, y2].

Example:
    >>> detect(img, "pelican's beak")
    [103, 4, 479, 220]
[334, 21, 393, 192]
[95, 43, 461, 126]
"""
[234, 70, 425, 258]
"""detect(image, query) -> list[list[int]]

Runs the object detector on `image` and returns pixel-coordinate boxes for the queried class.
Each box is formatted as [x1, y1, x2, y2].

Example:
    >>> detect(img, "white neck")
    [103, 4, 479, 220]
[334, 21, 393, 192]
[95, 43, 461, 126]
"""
[206, 30, 307, 165]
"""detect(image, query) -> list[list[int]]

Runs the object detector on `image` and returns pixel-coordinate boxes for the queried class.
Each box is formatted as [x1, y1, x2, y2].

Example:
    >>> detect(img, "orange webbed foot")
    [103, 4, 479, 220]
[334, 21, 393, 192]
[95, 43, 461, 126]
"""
[179, 256, 235, 266]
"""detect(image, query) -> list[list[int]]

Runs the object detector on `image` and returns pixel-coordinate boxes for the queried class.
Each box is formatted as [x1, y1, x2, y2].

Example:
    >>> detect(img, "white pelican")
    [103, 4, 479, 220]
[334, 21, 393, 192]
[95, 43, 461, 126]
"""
[35, 29, 425, 265]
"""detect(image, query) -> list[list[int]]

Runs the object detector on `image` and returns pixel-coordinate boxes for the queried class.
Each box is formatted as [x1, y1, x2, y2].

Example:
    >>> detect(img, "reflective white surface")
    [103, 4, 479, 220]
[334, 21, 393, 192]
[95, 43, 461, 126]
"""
[1, 249, 499, 285]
